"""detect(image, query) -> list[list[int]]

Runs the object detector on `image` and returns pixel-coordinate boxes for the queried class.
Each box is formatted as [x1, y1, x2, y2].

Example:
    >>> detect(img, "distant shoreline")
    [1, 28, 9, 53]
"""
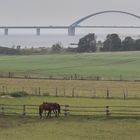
[0, 33, 140, 48]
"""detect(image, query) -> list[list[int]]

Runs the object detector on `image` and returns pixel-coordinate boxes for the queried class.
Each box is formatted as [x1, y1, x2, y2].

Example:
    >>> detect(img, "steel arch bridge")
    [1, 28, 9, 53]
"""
[68, 10, 140, 35]
[1, 10, 140, 36]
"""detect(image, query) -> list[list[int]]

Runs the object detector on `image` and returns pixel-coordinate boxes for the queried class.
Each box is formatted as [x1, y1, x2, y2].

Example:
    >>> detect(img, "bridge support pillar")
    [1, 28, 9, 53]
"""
[68, 26, 75, 36]
[36, 28, 40, 36]
[4, 28, 8, 35]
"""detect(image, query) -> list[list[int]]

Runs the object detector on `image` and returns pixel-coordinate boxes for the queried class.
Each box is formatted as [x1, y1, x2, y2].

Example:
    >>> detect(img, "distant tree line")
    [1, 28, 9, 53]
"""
[0, 46, 19, 55]
[77, 33, 140, 52]
[101, 34, 140, 51]
[0, 43, 64, 55]
[0, 33, 140, 55]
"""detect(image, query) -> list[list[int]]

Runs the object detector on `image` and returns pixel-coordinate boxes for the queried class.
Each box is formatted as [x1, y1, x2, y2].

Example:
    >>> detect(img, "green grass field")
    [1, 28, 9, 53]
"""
[0, 115, 140, 140]
[0, 52, 140, 140]
[0, 51, 140, 80]
[0, 97, 140, 140]
[0, 78, 140, 99]
[1, 96, 140, 106]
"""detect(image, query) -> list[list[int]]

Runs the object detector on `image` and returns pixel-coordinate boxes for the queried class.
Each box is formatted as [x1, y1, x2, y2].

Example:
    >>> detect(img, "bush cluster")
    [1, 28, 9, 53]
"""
[10, 91, 29, 97]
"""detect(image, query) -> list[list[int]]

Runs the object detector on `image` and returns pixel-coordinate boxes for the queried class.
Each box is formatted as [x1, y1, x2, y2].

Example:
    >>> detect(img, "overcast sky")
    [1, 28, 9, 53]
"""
[0, 0, 140, 47]
[0, 0, 140, 34]
[0, 0, 139, 25]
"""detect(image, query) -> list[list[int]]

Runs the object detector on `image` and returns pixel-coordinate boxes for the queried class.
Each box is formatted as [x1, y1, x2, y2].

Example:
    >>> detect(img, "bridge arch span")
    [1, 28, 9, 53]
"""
[68, 10, 140, 35]
[70, 10, 140, 27]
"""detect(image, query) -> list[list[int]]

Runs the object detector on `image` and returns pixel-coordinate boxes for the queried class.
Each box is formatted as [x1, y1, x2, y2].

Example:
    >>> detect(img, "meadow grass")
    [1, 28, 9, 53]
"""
[0, 51, 140, 80]
[0, 113, 140, 140]
[0, 97, 140, 140]
[0, 52, 140, 139]
[0, 96, 140, 116]
[0, 78, 140, 98]
[0, 96, 140, 106]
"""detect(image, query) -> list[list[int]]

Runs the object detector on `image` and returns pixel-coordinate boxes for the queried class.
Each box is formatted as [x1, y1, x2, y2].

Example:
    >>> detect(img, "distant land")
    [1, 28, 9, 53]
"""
[0, 33, 140, 48]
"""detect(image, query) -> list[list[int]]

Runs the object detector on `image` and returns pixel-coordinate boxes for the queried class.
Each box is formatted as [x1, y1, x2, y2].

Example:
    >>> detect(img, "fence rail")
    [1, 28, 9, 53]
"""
[0, 104, 140, 117]
[1, 72, 140, 81]
[0, 85, 140, 99]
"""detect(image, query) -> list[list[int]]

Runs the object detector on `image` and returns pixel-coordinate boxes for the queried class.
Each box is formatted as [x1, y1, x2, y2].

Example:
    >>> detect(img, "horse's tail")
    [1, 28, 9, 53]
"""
[39, 105, 43, 119]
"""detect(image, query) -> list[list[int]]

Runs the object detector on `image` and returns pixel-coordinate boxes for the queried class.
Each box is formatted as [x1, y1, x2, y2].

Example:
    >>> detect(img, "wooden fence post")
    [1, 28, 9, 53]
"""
[55, 88, 58, 97]
[23, 105, 26, 116]
[123, 88, 128, 100]
[72, 88, 75, 97]
[106, 106, 110, 116]
[38, 87, 41, 96]
[106, 88, 110, 99]
[1, 105, 5, 115]
[126, 88, 128, 99]
[124, 93, 126, 100]
[64, 105, 69, 116]
[63, 88, 66, 97]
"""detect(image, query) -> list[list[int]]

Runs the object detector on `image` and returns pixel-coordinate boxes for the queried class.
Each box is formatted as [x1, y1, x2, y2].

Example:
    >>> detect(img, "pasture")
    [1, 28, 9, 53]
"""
[0, 116, 140, 140]
[0, 51, 140, 140]
[0, 96, 140, 140]
[0, 78, 140, 99]
[0, 51, 140, 80]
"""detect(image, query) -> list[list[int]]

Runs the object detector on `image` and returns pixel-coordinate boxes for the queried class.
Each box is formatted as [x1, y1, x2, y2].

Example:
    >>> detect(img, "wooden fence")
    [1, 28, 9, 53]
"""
[0, 104, 69, 117]
[0, 104, 140, 117]
[0, 86, 140, 99]
[1, 72, 139, 81]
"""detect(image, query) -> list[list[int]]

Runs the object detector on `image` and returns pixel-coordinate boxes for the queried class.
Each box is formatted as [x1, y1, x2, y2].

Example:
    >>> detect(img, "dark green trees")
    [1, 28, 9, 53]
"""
[102, 34, 122, 51]
[135, 39, 140, 50]
[77, 33, 97, 52]
[51, 43, 62, 53]
[122, 37, 135, 51]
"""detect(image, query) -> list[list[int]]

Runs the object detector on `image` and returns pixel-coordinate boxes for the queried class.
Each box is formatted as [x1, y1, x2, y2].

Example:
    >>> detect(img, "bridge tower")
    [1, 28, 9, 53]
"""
[68, 26, 75, 36]
[4, 28, 8, 35]
[36, 28, 40, 36]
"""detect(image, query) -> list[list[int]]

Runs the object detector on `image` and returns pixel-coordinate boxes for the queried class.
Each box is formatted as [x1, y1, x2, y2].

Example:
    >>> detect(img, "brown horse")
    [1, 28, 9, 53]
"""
[39, 102, 61, 118]
[39, 102, 52, 118]
[50, 102, 61, 117]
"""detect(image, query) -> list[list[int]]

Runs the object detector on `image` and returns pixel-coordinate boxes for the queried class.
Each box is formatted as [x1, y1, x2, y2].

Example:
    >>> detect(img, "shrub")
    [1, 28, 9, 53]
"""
[43, 92, 50, 96]
[10, 91, 29, 97]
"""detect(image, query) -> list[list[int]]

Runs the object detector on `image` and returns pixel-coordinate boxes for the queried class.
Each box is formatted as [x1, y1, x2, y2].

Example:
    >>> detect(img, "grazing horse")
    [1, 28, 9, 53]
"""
[39, 102, 61, 119]
[39, 102, 53, 118]
[50, 102, 61, 117]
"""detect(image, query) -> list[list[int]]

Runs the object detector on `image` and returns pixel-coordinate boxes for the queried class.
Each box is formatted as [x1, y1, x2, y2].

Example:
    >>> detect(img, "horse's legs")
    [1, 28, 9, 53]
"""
[53, 110, 57, 117]
[49, 110, 52, 117]
[56, 110, 58, 117]
[57, 110, 59, 117]
[44, 110, 47, 118]
[40, 112, 42, 119]
[39, 106, 43, 119]
[47, 110, 50, 118]
[47, 110, 52, 118]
